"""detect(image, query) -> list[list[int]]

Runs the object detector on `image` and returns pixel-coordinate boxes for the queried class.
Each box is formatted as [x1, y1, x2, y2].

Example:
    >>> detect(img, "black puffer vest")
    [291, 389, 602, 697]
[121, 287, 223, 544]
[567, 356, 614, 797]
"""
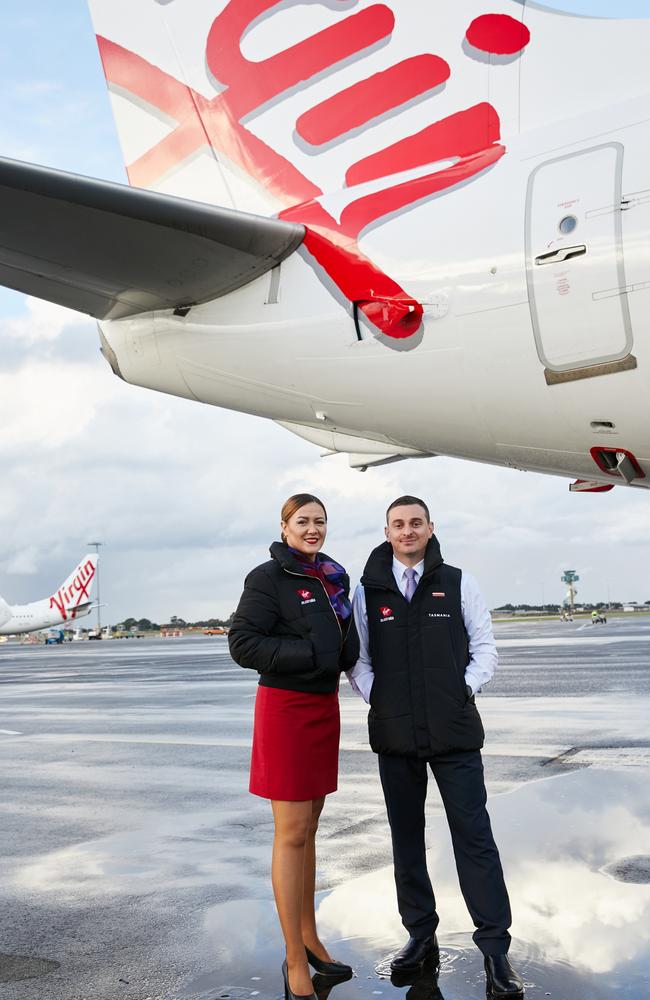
[228, 542, 359, 694]
[362, 538, 484, 757]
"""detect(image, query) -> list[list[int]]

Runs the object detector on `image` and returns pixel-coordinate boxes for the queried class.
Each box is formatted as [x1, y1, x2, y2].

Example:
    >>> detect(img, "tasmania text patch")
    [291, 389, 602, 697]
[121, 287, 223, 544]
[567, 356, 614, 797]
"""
[379, 606, 395, 622]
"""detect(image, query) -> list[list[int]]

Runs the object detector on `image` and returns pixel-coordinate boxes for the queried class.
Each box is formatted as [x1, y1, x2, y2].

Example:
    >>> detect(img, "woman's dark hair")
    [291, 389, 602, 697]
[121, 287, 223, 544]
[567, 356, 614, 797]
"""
[281, 494, 327, 542]
[386, 495, 431, 523]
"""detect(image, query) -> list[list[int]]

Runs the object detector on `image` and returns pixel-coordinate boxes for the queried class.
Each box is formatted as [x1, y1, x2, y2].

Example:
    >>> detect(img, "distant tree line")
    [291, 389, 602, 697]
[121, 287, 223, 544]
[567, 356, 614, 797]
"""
[493, 601, 650, 612]
[115, 613, 235, 632]
[494, 604, 560, 613]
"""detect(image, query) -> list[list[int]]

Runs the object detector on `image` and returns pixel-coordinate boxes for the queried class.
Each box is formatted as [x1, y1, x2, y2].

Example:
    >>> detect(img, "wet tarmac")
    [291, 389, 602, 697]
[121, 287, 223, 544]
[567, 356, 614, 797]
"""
[0, 617, 649, 999]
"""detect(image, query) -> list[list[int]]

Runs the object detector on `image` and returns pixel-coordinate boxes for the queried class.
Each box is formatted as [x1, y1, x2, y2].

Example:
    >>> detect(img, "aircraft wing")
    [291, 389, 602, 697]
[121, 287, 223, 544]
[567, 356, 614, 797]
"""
[0, 157, 305, 320]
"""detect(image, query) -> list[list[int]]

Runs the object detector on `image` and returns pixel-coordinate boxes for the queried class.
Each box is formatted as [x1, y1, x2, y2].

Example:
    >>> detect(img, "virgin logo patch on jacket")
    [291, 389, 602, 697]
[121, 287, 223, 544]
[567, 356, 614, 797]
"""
[379, 606, 394, 622]
[297, 588, 316, 605]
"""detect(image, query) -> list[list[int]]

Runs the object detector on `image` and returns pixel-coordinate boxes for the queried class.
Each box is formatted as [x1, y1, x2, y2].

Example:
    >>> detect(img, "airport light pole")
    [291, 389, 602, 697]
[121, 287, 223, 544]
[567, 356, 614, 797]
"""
[87, 541, 104, 633]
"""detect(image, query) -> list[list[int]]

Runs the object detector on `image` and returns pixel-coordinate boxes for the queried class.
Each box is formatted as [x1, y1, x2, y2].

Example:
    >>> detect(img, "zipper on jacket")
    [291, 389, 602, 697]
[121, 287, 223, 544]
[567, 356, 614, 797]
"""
[283, 567, 343, 640]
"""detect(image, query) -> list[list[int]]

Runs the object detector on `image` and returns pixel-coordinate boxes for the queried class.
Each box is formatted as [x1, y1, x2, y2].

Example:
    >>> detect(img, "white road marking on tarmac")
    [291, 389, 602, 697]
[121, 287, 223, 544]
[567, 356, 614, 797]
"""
[497, 635, 647, 647]
[24, 733, 254, 747]
[0, 729, 22, 735]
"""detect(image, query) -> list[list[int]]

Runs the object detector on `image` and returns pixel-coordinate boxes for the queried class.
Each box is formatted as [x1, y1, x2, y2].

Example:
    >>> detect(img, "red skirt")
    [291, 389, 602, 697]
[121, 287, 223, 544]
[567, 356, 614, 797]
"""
[249, 685, 340, 801]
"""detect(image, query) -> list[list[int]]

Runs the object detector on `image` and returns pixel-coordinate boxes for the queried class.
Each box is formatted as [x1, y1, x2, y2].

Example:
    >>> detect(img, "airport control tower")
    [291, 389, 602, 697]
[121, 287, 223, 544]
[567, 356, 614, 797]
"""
[562, 570, 579, 613]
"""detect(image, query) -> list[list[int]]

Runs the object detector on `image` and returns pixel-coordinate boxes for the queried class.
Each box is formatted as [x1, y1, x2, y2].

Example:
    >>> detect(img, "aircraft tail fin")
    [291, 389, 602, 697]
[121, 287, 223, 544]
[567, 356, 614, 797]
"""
[88, 0, 294, 216]
[86, 1, 517, 217]
[48, 555, 98, 623]
[85, 1, 515, 340]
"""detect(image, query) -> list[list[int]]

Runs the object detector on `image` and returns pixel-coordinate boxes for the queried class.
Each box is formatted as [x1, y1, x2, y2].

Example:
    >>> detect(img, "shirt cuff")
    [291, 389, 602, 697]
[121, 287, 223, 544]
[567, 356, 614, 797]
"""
[464, 670, 481, 696]
[347, 670, 374, 704]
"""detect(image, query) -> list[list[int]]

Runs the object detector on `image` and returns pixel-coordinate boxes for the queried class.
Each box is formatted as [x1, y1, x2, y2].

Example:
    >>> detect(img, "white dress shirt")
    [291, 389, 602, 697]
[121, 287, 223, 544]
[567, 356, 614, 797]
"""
[347, 556, 497, 703]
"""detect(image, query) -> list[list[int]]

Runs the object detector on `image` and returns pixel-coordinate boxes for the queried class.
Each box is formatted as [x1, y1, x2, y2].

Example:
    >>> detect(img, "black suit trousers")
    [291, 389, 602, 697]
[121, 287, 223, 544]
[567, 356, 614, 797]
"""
[378, 749, 512, 955]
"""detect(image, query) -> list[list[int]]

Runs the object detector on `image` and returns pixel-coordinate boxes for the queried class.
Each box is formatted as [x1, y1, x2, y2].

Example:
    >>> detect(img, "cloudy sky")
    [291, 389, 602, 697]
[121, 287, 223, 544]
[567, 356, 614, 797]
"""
[1, 0, 649, 624]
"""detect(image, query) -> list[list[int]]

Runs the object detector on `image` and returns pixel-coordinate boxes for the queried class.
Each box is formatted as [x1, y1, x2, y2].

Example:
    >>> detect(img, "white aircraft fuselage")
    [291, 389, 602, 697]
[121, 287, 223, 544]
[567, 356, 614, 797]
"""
[0, 598, 91, 636]
[0, 556, 98, 636]
[101, 95, 650, 485]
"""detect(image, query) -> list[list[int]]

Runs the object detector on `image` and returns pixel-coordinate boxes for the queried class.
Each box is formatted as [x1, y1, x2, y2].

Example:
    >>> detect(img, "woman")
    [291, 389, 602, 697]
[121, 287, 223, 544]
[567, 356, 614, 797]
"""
[229, 494, 359, 1000]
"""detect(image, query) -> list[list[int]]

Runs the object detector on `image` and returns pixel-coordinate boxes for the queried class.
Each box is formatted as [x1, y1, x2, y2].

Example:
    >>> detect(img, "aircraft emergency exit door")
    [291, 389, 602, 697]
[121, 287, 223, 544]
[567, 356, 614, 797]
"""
[525, 143, 632, 378]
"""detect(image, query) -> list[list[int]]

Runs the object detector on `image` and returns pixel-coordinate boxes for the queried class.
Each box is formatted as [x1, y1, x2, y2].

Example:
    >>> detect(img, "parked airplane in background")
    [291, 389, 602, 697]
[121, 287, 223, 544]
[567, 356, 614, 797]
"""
[0, 1, 649, 491]
[0, 556, 98, 636]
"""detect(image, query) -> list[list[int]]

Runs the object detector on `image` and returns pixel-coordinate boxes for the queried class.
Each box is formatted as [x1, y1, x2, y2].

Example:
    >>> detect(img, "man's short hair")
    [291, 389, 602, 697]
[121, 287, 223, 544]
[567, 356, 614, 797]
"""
[386, 496, 431, 524]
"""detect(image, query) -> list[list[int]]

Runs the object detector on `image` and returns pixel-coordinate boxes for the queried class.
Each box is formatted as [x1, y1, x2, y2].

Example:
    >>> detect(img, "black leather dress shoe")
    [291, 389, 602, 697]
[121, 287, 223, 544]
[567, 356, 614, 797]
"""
[305, 947, 353, 978]
[404, 960, 445, 1000]
[484, 955, 524, 997]
[390, 934, 439, 972]
[390, 952, 442, 991]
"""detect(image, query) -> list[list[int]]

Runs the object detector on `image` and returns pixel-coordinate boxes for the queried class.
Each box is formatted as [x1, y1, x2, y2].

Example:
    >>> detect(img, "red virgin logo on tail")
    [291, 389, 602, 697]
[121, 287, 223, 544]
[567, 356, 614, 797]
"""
[97, 5, 531, 344]
[48, 560, 96, 622]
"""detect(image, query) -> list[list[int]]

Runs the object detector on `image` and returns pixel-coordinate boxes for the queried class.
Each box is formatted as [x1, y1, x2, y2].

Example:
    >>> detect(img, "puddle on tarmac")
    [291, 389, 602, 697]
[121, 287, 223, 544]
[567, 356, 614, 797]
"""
[183, 767, 650, 999]
[181, 921, 646, 1000]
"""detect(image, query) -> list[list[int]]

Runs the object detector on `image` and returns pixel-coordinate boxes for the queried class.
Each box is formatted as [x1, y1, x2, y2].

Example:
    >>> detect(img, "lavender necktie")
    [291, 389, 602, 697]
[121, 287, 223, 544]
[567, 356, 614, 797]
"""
[404, 567, 417, 603]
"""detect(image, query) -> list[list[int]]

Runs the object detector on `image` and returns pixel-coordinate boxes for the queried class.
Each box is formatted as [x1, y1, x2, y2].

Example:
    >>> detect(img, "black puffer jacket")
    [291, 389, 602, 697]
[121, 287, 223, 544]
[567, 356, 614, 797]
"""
[228, 542, 359, 694]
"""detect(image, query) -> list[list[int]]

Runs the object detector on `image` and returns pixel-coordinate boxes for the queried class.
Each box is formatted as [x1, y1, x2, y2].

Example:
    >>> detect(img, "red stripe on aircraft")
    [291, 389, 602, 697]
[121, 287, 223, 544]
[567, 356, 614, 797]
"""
[206, 2, 396, 120]
[346, 103, 502, 186]
[296, 55, 450, 146]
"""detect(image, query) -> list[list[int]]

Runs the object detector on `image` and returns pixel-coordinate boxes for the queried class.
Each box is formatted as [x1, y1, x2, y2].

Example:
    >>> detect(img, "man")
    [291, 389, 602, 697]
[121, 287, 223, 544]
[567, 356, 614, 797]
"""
[348, 496, 524, 998]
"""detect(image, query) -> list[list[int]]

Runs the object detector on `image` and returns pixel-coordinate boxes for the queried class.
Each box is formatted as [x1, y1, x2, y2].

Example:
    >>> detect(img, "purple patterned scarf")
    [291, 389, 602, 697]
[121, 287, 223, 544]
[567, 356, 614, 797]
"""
[290, 549, 352, 621]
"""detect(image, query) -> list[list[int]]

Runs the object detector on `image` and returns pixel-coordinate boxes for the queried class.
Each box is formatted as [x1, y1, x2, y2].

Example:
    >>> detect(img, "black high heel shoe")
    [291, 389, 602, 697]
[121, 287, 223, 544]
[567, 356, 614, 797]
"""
[282, 959, 317, 1000]
[312, 972, 353, 1000]
[305, 947, 353, 978]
